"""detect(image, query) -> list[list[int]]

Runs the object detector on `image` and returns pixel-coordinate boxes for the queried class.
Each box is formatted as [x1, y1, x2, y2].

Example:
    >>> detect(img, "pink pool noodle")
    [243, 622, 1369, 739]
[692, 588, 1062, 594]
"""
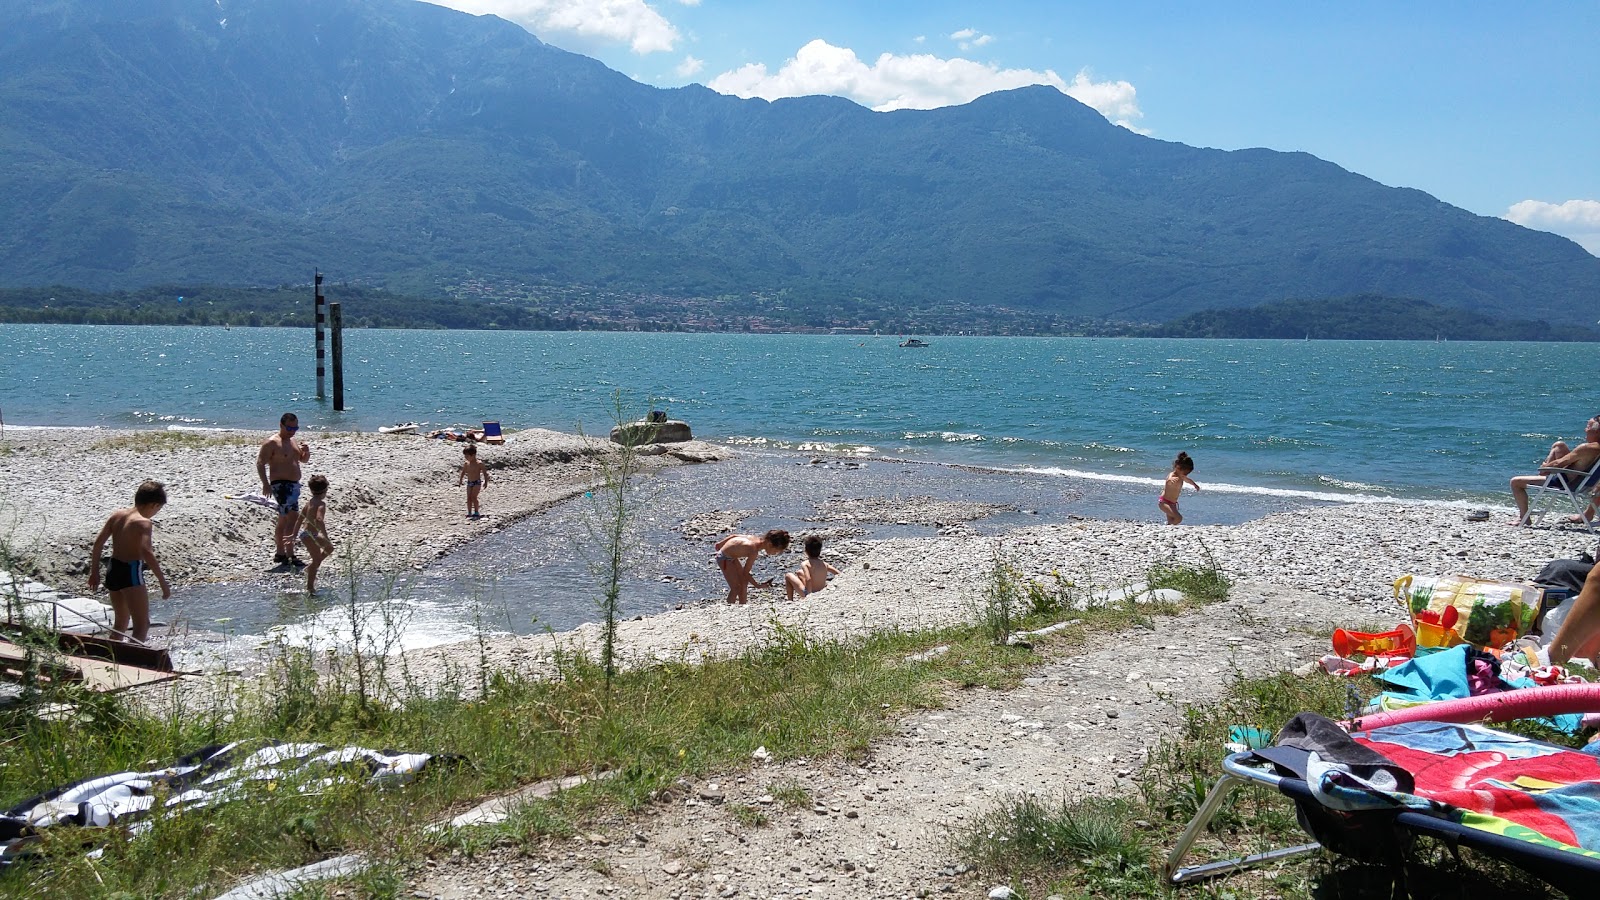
[1344, 683, 1600, 733]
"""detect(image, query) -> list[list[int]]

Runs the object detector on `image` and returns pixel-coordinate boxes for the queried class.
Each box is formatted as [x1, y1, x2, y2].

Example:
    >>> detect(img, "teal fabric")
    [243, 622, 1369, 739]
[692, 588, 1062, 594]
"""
[1370, 644, 1580, 734]
[1374, 645, 1472, 702]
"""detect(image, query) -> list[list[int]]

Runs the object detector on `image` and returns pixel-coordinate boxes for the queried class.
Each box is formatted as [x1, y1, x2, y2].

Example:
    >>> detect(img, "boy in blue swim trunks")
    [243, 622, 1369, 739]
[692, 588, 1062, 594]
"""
[87, 480, 171, 643]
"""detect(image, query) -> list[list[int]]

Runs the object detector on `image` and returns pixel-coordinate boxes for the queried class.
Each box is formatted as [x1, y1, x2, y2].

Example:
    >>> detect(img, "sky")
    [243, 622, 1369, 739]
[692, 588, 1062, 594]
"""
[424, 0, 1600, 255]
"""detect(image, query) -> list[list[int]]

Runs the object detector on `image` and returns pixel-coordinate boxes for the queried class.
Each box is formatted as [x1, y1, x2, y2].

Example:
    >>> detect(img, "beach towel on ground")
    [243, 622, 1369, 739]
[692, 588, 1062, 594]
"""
[0, 741, 452, 864]
[1356, 721, 1600, 859]
[224, 492, 277, 511]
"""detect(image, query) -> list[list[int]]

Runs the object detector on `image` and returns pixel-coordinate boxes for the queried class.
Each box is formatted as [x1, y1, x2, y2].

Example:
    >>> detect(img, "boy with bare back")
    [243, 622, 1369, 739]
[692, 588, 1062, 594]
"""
[457, 445, 489, 518]
[714, 528, 790, 605]
[784, 534, 840, 601]
[257, 412, 311, 565]
[87, 480, 171, 643]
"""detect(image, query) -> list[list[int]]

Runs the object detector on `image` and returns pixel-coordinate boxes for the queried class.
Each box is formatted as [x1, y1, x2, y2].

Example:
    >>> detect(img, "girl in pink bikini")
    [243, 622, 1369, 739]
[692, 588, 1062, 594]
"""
[1158, 452, 1200, 525]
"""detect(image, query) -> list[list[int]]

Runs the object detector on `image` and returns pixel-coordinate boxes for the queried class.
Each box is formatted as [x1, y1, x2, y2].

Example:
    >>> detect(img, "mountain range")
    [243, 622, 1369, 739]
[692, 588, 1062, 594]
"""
[3, 0, 1597, 326]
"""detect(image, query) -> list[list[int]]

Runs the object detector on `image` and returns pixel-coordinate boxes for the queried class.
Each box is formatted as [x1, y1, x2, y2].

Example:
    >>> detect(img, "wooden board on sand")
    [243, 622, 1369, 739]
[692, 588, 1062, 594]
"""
[0, 639, 181, 692]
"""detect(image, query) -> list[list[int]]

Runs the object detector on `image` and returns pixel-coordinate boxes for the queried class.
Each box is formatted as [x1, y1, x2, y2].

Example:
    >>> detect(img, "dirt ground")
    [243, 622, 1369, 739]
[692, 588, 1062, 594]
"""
[407, 583, 1354, 899]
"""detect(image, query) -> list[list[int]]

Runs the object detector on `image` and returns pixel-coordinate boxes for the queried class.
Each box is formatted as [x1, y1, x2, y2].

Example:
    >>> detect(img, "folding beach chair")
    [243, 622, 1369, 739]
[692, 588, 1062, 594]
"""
[1166, 701, 1600, 894]
[480, 421, 505, 445]
[1524, 457, 1600, 533]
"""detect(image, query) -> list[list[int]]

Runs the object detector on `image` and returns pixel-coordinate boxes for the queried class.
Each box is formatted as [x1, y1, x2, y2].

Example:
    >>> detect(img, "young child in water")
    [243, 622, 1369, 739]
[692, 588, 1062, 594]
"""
[299, 475, 334, 593]
[88, 480, 172, 644]
[1159, 452, 1200, 525]
[457, 444, 489, 518]
[714, 528, 790, 605]
[785, 534, 841, 601]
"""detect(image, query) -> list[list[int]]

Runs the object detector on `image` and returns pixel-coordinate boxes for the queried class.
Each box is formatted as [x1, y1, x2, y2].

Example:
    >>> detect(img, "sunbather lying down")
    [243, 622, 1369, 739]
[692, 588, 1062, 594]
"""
[1549, 560, 1600, 665]
[428, 429, 484, 442]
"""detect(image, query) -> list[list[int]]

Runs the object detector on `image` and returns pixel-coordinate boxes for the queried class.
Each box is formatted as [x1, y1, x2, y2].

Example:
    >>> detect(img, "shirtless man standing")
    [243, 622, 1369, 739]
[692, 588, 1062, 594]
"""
[1510, 415, 1600, 525]
[258, 412, 311, 565]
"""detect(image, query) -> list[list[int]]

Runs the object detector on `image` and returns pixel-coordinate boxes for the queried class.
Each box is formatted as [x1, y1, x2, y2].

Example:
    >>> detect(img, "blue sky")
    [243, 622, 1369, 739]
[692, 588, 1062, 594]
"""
[427, 0, 1600, 254]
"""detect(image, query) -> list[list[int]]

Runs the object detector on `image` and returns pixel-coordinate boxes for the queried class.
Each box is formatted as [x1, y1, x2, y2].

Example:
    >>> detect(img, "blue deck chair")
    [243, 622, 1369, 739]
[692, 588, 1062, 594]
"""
[1524, 457, 1600, 532]
[480, 421, 505, 445]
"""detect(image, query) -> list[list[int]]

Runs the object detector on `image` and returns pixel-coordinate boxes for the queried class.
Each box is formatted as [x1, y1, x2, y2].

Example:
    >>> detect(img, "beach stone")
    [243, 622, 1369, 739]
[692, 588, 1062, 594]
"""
[611, 420, 693, 445]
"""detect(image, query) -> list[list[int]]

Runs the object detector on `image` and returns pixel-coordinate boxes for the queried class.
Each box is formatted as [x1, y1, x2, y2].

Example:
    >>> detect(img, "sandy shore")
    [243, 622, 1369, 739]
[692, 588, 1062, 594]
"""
[4, 426, 1596, 689]
[0, 425, 729, 589]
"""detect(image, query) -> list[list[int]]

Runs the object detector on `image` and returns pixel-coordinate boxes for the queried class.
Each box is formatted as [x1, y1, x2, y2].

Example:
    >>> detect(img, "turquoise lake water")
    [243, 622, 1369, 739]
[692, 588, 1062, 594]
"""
[4, 324, 1582, 650]
[0, 325, 1576, 505]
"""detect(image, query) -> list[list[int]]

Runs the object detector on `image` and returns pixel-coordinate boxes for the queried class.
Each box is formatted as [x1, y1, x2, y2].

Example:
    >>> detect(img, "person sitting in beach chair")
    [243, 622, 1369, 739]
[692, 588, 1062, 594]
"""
[1510, 415, 1600, 526]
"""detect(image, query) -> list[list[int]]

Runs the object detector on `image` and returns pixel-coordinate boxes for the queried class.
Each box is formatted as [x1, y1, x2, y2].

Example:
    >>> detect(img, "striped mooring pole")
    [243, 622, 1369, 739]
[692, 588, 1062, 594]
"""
[314, 270, 326, 400]
[330, 302, 345, 412]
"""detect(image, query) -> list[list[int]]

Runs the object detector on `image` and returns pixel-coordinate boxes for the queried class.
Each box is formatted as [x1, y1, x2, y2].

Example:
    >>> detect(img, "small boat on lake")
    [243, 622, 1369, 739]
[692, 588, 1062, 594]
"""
[899, 338, 929, 348]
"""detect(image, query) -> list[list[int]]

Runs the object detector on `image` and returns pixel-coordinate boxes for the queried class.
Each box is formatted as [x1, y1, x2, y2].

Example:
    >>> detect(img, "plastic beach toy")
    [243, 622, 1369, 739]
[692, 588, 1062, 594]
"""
[1331, 623, 1417, 659]
[1413, 604, 1462, 648]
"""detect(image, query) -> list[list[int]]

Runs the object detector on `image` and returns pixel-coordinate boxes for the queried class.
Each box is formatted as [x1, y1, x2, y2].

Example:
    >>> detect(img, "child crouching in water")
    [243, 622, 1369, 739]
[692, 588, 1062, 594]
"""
[785, 534, 840, 601]
[300, 475, 334, 592]
[714, 529, 790, 605]
[1158, 452, 1200, 525]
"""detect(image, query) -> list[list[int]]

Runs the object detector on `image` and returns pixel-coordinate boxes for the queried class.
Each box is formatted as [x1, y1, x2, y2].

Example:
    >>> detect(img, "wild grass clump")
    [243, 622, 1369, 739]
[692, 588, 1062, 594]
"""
[980, 545, 1024, 644]
[1146, 541, 1232, 603]
[961, 795, 1151, 897]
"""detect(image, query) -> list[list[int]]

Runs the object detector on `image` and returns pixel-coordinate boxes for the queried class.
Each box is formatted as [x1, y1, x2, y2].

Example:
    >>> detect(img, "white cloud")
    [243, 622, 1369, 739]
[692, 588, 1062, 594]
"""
[1505, 199, 1600, 256]
[707, 39, 1144, 129]
[913, 35, 926, 44]
[948, 27, 993, 51]
[424, 0, 678, 54]
[675, 54, 704, 77]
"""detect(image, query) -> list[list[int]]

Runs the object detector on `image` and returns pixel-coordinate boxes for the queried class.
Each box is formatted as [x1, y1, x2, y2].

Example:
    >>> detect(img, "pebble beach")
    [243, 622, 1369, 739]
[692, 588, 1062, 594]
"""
[2, 425, 1595, 686]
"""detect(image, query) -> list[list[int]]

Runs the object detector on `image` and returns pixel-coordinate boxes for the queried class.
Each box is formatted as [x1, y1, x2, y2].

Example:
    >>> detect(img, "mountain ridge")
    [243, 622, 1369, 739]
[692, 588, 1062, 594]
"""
[1, 0, 1596, 324]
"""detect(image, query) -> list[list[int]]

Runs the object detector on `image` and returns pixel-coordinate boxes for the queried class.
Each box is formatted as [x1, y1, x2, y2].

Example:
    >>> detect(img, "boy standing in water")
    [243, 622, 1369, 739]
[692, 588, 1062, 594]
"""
[457, 445, 489, 518]
[715, 529, 790, 604]
[299, 475, 334, 593]
[1159, 452, 1200, 525]
[785, 534, 841, 601]
[87, 480, 172, 643]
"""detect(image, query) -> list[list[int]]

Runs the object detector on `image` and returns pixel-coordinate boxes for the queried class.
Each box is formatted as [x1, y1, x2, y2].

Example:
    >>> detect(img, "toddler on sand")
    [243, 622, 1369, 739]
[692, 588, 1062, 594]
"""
[458, 445, 489, 518]
[1158, 452, 1200, 525]
[714, 529, 790, 605]
[299, 475, 334, 593]
[785, 534, 840, 601]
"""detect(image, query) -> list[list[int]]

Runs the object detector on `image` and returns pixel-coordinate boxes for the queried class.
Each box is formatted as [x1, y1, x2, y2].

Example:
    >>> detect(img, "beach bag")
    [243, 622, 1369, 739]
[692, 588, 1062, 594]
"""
[1393, 575, 1541, 649]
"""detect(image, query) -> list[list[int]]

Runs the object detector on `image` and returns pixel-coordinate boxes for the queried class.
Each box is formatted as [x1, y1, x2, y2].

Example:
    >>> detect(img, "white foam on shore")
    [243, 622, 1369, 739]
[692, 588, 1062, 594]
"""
[261, 598, 509, 654]
[1014, 464, 1501, 509]
[0, 424, 106, 432]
